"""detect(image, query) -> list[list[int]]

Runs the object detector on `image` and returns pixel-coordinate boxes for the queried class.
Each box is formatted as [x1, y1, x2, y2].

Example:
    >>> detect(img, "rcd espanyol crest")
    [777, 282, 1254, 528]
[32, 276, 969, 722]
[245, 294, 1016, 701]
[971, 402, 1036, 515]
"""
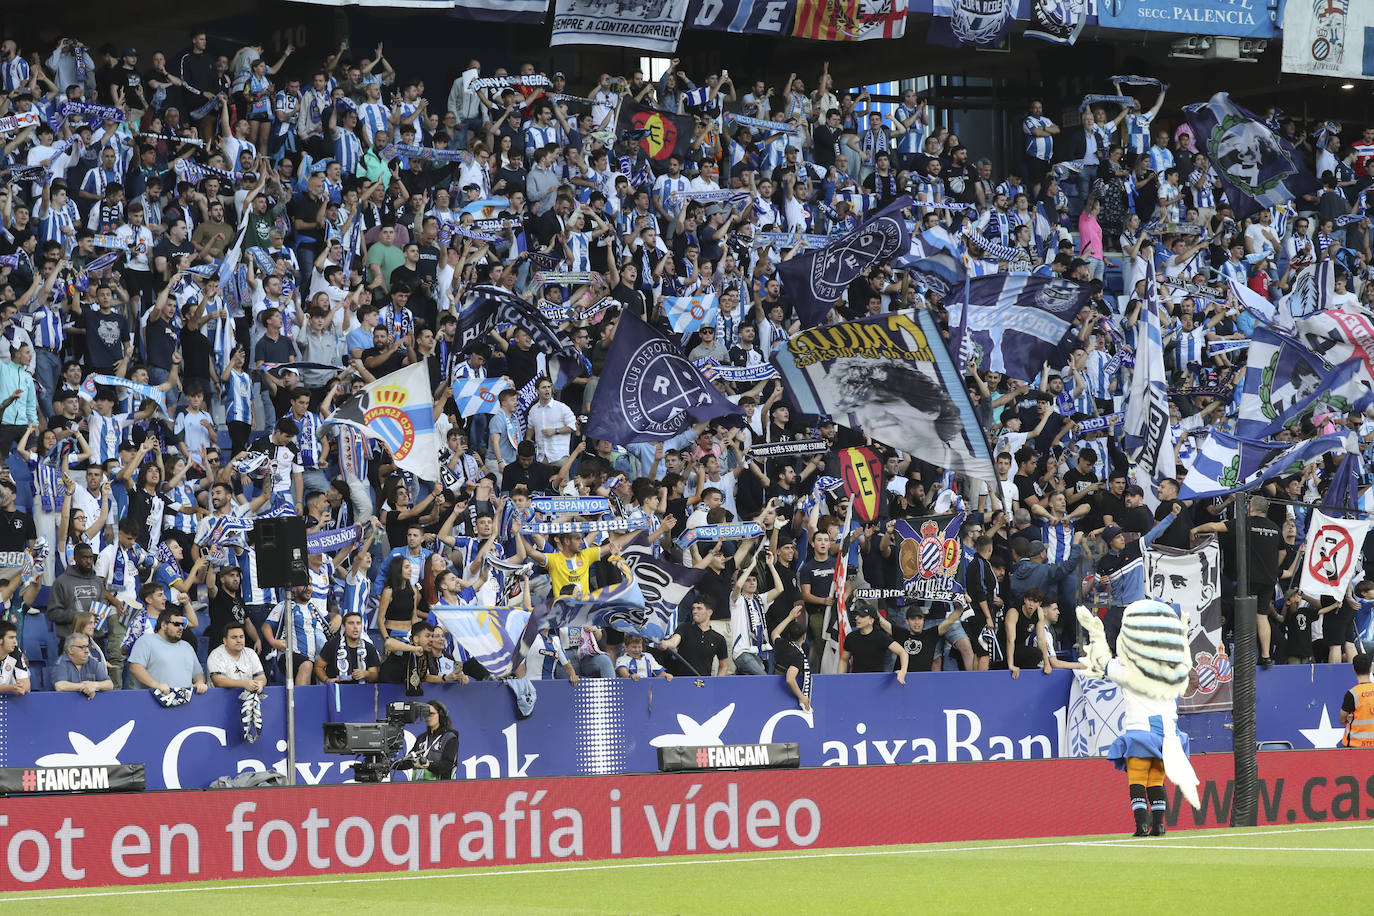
[808, 212, 905, 301]
[949, 0, 1013, 46]
[621, 338, 711, 436]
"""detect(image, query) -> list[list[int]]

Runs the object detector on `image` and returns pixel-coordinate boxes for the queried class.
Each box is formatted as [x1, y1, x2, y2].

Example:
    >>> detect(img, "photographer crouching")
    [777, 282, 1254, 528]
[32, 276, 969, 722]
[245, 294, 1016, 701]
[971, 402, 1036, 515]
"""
[392, 700, 460, 781]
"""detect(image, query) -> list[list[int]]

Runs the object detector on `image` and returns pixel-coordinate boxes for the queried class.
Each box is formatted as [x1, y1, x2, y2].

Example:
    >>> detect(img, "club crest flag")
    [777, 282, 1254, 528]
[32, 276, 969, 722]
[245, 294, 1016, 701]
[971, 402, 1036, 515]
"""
[1234, 325, 1370, 438]
[552, 0, 691, 54]
[1025, 0, 1088, 44]
[839, 446, 883, 521]
[1182, 92, 1318, 219]
[792, 0, 908, 40]
[452, 376, 512, 418]
[616, 100, 695, 164]
[1299, 509, 1373, 600]
[663, 293, 720, 335]
[772, 309, 995, 482]
[585, 309, 742, 443]
[326, 362, 440, 480]
[947, 274, 1094, 382]
[930, 0, 1014, 48]
[1281, 0, 1374, 82]
[430, 605, 541, 678]
[777, 196, 912, 328]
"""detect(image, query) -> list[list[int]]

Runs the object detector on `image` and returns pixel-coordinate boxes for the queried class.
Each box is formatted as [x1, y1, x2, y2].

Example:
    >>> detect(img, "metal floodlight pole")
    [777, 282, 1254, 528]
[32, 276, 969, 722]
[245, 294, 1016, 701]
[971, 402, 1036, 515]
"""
[1231, 489, 1257, 827]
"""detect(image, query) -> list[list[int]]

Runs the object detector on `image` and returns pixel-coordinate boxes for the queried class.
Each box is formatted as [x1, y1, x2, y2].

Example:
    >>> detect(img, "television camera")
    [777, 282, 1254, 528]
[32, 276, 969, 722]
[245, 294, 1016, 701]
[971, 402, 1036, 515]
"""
[322, 700, 430, 783]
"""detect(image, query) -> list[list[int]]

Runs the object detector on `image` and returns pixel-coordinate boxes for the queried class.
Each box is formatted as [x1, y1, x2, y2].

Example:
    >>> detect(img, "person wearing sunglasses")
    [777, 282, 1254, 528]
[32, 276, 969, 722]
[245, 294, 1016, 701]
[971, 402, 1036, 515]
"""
[127, 608, 208, 697]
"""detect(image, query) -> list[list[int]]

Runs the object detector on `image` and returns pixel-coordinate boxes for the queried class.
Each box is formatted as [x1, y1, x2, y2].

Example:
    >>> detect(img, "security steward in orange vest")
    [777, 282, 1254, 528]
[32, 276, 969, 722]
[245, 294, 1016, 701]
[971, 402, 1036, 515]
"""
[1340, 653, 1374, 748]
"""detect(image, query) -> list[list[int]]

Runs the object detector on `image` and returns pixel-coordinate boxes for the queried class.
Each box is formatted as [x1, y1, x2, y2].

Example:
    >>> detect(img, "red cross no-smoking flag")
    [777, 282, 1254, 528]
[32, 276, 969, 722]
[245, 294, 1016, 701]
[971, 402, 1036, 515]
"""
[1299, 509, 1372, 599]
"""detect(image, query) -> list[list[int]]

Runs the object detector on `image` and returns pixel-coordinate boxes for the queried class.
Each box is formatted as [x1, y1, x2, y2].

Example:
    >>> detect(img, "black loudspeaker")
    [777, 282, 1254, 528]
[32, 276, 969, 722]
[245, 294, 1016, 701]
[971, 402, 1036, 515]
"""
[251, 516, 310, 587]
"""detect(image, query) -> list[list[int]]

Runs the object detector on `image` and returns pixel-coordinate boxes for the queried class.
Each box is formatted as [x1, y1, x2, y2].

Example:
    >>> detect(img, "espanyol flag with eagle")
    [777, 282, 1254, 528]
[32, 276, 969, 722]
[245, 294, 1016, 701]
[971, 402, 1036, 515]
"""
[326, 362, 441, 480]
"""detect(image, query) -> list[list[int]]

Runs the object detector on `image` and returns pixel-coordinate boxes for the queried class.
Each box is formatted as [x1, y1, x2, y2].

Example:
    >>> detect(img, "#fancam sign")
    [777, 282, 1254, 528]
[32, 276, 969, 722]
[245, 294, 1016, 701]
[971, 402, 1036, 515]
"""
[658, 742, 801, 772]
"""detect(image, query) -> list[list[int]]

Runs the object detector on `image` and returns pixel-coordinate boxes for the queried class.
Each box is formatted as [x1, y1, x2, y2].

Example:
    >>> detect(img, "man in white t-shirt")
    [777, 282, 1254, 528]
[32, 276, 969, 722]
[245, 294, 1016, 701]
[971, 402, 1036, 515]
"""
[207, 622, 267, 691]
[0, 621, 29, 695]
[527, 377, 577, 463]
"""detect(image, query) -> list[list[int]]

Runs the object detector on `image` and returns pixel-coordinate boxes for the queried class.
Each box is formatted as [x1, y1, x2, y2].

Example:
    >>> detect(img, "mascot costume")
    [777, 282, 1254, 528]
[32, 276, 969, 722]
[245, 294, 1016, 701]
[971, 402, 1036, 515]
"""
[1077, 599, 1201, 836]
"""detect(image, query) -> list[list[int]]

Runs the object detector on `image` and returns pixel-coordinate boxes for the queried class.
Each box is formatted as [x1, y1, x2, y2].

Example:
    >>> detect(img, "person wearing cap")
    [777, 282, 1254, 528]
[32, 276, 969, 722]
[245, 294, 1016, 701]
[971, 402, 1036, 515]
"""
[892, 603, 965, 673]
[839, 601, 907, 682]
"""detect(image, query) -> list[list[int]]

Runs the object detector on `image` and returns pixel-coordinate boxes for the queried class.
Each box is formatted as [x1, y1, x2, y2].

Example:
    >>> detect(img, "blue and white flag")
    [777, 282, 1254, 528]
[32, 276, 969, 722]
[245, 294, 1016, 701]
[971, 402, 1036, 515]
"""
[621, 536, 703, 636]
[538, 555, 671, 641]
[777, 196, 913, 328]
[1236, 326, 1370, 438]
[454, 285, 580, 364]
[1180, 430, 1355, 499]
[429, 605, 541, 678]
[895, 250, 965, 299]
[1182, 92, 1318, 219]
[946, 274, 1094, 382]
[1280, 259, 1335, 323]
[1026, 0, 1088, 45]
[452, 376, 511, 418]
[1226, 276, 1294, 333]
[681, 86, 712, 109]
[1123, 259, 1172, 482]
[663, 293, 719, 336]
[326, 363, 441, 480]
[584, 309, 742, 444]
[930, 0, 1014, 47]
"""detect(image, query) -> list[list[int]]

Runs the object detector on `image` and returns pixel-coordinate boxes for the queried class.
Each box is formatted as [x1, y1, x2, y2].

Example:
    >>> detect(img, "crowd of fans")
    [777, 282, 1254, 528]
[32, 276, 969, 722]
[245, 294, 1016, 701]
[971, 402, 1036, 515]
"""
[0, 28, 1373, 709]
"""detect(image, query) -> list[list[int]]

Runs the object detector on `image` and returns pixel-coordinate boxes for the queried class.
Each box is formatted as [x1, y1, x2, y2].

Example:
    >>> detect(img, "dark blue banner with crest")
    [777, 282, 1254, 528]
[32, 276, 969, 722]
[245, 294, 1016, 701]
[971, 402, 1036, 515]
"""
[777, 196, 913, 328]
[584, 309, 742, 443]
[946, 274, 1094, 383]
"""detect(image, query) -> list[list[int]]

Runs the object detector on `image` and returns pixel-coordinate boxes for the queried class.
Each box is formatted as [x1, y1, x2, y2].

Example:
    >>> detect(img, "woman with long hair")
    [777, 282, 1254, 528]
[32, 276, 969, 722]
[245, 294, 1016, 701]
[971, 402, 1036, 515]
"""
[378, 556, 423, 637]
[397, 700, 460, 780]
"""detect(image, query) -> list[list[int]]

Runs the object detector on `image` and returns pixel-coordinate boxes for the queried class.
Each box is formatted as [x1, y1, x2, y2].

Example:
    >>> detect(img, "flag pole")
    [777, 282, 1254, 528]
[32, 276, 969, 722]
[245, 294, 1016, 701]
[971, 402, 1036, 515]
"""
[1231, 490, 1257, 826]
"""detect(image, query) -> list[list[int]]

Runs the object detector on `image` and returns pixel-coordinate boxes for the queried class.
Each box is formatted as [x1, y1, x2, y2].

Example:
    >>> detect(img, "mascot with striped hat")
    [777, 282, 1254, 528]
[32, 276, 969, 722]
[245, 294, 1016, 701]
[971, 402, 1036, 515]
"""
[1078, 599, 1201, 836]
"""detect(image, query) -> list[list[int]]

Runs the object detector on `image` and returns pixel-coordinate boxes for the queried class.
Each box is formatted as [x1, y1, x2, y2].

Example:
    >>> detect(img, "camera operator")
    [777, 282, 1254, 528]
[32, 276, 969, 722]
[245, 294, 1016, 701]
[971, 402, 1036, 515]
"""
[393, 700, 459, 780]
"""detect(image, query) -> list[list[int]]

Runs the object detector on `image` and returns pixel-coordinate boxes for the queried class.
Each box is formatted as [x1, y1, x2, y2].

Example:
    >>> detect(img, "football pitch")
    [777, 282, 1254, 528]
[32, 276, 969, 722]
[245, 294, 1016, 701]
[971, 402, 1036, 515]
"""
[5, 821, 1371, 913]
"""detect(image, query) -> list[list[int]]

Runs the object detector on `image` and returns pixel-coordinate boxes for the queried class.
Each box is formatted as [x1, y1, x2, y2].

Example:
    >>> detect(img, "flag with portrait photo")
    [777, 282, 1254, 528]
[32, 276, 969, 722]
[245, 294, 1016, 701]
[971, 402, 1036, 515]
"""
[452, 376, 512, 418]
[325, 362, 441, 480]
[1123, 259, 1171, 483]
[1182, 92, 1318, 220]
[771, 309, 995, 482]
[1235, 325, 1371, 438]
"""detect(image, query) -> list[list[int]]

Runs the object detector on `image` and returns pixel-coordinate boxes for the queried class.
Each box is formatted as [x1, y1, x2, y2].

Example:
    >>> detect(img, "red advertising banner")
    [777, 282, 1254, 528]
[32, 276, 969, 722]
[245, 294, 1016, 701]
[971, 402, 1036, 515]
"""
[3, 750, 1372, 891]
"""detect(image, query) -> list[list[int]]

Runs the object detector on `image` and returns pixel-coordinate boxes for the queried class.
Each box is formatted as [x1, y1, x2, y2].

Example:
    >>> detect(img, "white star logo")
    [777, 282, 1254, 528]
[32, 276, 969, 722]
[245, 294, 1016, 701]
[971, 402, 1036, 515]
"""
[648, 703, 735, 748]
[35, 720, 135, 766]
[1298, 706, 1346, 749]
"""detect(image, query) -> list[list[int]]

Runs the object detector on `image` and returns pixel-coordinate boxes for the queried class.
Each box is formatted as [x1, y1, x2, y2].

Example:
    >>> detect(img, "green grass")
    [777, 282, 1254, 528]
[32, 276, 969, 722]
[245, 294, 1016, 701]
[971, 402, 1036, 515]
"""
[6, 822, 1373, 914]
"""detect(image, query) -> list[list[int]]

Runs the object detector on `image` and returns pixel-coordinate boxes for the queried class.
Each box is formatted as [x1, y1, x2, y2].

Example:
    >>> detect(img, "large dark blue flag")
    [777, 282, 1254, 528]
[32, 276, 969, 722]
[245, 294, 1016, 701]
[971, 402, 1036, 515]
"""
[584, 310, 742, 443]
[946, 274, 1094, 382]
[1183, 92, 1318, 220]
[777, 196, 912, 328]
